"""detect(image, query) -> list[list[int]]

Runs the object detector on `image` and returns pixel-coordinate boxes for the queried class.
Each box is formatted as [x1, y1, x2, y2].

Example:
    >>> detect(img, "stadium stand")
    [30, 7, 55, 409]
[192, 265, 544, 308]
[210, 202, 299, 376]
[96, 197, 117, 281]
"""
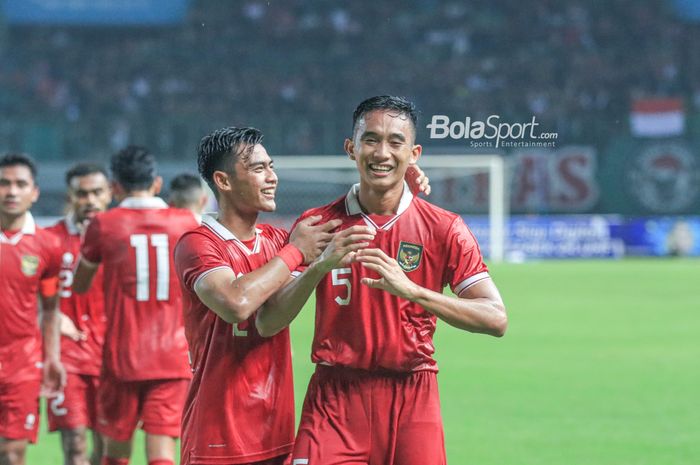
[1, 0, 698, 159]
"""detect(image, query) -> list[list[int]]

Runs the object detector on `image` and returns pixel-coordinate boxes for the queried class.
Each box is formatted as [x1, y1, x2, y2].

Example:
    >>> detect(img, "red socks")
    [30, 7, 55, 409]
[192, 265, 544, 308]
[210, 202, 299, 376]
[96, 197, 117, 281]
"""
[101, 458, 129, 465]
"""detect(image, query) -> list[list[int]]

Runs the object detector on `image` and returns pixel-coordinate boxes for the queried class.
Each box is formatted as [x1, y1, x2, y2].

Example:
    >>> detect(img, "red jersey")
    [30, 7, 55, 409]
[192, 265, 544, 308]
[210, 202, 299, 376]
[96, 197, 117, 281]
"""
[174, 215, 295, 465]
[46, 216, 106, 376]
[295, 183, 489, 373]
[80, 197, 198, 381]
[0, 213, 62, 382]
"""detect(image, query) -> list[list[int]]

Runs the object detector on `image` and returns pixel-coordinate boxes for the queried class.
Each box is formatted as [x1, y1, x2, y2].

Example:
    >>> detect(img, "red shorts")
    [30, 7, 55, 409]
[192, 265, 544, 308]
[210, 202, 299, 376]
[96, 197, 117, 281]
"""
[292, 366, 446, 465]
[0, 378, 41, 443]
[96, 374, 189, 442]
[47, 372, 100, 432]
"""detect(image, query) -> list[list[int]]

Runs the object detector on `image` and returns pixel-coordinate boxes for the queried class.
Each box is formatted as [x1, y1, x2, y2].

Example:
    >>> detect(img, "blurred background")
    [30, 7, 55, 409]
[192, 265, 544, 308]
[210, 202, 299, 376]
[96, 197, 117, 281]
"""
[2, 0, 700, 260]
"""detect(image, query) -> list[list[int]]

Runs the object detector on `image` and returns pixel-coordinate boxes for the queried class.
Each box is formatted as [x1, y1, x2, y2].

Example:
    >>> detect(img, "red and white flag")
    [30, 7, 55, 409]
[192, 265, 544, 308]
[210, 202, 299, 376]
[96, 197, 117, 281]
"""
[630, 98, 685, 137]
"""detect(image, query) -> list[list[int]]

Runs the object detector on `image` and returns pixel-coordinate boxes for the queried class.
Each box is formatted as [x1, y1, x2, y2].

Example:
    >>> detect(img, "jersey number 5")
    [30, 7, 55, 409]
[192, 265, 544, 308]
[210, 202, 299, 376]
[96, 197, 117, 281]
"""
[130, 233, 169, 302]
[332, 268, 352, 306]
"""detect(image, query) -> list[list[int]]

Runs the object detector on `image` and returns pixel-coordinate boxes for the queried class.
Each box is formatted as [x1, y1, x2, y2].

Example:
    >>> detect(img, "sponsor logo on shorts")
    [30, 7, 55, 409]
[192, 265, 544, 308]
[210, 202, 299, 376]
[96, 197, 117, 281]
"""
[292, 459, 309, 465]
[397, 242, 423, 272]
[24, 413, 36, 430]
[21, 255, 40, 276]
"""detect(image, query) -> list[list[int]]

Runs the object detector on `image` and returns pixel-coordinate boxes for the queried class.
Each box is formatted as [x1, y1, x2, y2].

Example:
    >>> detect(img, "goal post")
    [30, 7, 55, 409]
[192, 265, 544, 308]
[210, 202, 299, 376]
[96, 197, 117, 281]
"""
[273, 154, 508, 262]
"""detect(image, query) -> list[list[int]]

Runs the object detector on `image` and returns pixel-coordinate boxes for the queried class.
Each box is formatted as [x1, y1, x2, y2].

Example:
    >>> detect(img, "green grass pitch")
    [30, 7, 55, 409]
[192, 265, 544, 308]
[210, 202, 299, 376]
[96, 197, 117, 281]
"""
[28, 259, 700, 464]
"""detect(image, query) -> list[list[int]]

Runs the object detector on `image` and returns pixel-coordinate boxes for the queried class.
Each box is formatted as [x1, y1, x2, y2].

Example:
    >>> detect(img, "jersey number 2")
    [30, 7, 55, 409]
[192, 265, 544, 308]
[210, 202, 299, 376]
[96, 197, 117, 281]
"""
[130, 234, 169, 301]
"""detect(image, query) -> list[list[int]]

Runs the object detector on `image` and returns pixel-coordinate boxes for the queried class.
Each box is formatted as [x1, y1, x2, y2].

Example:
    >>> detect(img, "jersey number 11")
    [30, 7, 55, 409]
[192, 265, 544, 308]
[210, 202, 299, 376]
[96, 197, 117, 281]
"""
[130, 233, 170, 302]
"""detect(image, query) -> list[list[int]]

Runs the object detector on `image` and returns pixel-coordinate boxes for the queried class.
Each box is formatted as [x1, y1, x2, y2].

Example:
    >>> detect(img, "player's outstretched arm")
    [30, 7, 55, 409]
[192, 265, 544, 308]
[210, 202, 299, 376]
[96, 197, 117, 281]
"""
[256, 224, 376, 337]
[191, 216, 340, 325]
[40, 294, 67, 396]
[356, 248, 507, 337]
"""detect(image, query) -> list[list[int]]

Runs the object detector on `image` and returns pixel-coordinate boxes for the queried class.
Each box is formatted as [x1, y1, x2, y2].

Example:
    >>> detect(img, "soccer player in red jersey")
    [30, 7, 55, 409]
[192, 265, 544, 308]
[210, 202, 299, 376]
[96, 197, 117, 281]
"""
[257, 96, 509, 465]
[0, 153, 66, 465]
[174, 127, 355, 465]
[45, 163, 112, 465]
[167, 173, 209, 224]
[73, 146, 199, 465]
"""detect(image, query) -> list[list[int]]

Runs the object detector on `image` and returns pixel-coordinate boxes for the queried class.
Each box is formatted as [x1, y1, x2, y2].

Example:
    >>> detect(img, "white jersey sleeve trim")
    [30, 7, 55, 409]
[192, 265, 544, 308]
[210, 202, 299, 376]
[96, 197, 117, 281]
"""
[192, 265, 234, 291]
[453, 271, 491, 296]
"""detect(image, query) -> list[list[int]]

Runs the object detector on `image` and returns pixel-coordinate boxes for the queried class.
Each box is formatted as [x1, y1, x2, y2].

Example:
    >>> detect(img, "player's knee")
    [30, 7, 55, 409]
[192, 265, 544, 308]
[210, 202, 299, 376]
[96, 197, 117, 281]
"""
[0, 441, 27, 465]
[62, 429, 88, 464]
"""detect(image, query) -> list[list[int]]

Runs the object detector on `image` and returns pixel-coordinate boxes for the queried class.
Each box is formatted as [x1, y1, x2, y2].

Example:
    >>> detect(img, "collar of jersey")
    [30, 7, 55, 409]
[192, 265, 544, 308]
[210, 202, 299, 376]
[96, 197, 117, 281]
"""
[0, 212, 36, 244]
[344, 181, 413, 231]
[64, 212, 80, 235]
[201, 214, 262, 255]
[119, 196, 168, 209]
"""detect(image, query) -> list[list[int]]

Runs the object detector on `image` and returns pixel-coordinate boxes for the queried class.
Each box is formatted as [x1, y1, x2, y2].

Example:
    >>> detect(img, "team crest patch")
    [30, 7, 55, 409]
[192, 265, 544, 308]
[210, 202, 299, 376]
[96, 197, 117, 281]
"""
[21, 255, 40, 276]
[397, 242, 423, 272]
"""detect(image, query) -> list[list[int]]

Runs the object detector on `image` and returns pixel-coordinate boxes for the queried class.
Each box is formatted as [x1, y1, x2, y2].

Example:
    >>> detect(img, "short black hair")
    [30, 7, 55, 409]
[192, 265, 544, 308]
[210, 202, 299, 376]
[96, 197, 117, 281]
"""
[65, 163, 108, 186]
[352, 95, 418, 136]
[0, 153, 38, 180]
[110, 145, 157, 192]
[197, 127, 264, 195]
[168, 173, 203, 208]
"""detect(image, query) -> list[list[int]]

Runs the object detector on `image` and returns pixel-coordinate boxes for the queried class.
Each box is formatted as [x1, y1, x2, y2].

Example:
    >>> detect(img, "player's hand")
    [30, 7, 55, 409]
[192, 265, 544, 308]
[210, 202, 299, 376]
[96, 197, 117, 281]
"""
[316, 225, 376, 271]
[289, 215, 343, 264]
[40, 358, 67, 397]
[355, 248, 419, 300]
[406, 165, 431, 196]
[59, 312, 87, 342]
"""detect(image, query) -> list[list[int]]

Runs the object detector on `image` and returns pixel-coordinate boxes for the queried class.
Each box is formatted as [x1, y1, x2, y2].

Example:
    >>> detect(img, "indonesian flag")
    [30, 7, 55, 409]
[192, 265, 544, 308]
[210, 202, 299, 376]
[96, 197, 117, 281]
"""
[630, 98, 685, 137]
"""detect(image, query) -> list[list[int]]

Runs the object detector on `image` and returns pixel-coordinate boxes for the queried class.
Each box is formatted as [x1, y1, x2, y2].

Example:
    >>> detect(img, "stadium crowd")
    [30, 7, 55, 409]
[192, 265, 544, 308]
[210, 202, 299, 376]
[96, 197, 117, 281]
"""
[1, 0, 699, 158]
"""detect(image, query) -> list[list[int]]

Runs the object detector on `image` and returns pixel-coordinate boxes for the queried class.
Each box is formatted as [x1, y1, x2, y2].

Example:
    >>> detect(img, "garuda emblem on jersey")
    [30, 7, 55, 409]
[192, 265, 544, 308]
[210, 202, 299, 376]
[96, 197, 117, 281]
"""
[21, 255, 40, 276]
[397, 242, 423, 272]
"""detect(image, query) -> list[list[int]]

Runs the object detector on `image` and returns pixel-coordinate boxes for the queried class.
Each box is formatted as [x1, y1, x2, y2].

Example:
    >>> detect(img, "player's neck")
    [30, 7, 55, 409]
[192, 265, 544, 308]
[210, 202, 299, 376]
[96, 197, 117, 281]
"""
[0, 211, 27, 231]
[120, 190, 152, 200]
[216, 206, 259, 241]
[358, 181, 404, 216]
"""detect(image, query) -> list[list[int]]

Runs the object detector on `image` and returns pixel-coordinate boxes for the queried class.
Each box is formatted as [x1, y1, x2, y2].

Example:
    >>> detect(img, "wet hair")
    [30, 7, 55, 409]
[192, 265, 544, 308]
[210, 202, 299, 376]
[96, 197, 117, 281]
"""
[110, 145, 157, 191]
[197, 127, 264, 195]
[351, 95, 418, 137]
[168, 173, 204, 208]
[65, 163, 108, 186]
[0, 153, 38, 180]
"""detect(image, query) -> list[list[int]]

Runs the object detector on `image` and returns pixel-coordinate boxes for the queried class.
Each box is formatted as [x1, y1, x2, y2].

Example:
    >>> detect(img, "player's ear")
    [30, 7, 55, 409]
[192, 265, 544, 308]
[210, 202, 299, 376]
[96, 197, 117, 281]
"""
[409, 144, 422, 165]
[344, 138, 356, 161]
[213, 170, 231, 193]
[110, 181, 124, 200]
[151, 176, 163, 195]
